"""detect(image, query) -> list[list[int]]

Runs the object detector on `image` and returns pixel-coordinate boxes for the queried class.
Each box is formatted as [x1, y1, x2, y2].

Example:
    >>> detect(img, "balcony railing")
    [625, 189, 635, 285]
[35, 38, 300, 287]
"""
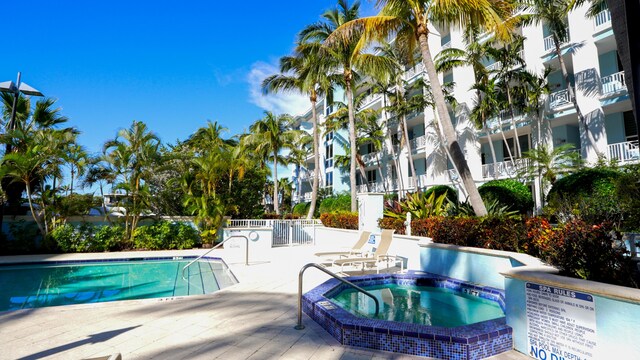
[441, 41, 451, 50]
[356, 181, 386, 193]
[409, 135, 426, 150]
[360, 93, 381, 108]
[549, 88, 571, 109]
[601, 71, 627, 96]
[403, 63, 425, 81]
[361, 152, 379, 163]
[482, 158, 529, 179]
[543, 35, 568, 53]
[594, 9, 611, 32]
[486, 61, 502, 72]
[608, 141, 640, 163]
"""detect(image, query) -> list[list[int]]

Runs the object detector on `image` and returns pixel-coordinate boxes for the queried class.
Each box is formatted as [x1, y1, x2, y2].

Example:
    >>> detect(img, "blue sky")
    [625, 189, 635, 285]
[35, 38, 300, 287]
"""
[1, 1, 376, 155]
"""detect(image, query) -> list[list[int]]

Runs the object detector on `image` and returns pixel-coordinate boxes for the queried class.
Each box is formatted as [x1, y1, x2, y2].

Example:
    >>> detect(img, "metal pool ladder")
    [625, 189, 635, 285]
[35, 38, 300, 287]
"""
[181, 234, 251, 280]
[295, 263, 380, 330]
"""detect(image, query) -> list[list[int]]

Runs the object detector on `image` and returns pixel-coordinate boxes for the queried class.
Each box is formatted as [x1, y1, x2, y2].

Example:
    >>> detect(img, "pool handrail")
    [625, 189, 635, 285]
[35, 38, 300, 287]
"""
[295, 263, 380, 330]
[181, 234, 252, 280]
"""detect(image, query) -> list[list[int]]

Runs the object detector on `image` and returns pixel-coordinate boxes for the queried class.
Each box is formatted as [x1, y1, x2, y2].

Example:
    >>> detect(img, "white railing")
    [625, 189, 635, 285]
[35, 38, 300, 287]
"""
[549, 88, 571, 108]
[226, 219, 321, 247]
[361, 152, 379, 163]
[356, 181, 386, 193]
[361, 93, 381, 108]
[441, 41, 451, 50]
[601, 71, 627, 95]
[486, 61, 502, 72]
[409, 135, 427, 150]
[543, 35, 556, 52]
[594, 9, 611, 31]
[482, 158, 529, 179]
[407, 174, 429, 189]
[608, 141, 640, 163]
[403, 62, 425, 81]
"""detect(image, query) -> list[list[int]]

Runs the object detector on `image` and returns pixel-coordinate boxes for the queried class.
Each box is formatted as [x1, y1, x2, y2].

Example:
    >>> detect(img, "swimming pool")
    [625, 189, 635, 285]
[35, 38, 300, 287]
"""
[0, 256, 237, 312]
[303, 272, 512, 359]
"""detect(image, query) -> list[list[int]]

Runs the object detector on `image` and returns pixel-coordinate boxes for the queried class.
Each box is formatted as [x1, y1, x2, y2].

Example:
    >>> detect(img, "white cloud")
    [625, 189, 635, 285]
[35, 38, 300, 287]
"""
[247, 61, 310, 116]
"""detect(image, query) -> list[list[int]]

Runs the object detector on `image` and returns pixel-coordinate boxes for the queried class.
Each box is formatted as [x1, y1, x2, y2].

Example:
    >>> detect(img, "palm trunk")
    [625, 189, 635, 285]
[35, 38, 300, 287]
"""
[307, 97, 320, 219]
[356, 155, 370, 192]
[25, 182, 45, 236]
[273, 154, 279, 215]
[553, 34, 595, 151]
[70, 167, 75, 195]
[384, 93, 404, 199]
[483, 124, 498, 179]
[432, 115, 468, 198]
[417, 30, 487, 216]
[376, 157, 388, 194]
[402, 114, 419, 192]
[506, 87, 522, 157]
[346, 77, 358, 212]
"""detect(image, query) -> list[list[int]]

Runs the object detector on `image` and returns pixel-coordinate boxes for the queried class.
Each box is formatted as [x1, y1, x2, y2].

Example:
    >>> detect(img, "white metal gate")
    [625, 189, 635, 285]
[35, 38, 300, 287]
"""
[226, 219, 319, 247]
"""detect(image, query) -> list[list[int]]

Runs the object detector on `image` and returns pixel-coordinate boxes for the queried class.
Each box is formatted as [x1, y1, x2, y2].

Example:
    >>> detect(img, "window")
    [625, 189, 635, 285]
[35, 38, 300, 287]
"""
[325, 131, 334, 142]
[325, 171, 333, 187]
[366, 170, 377, 183]
[366, 142, 375, 154]
[324, 143, 334, 168]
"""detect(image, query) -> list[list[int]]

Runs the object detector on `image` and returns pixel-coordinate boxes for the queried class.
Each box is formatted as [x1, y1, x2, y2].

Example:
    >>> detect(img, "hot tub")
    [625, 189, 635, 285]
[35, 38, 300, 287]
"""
[302, 271, 512, 359]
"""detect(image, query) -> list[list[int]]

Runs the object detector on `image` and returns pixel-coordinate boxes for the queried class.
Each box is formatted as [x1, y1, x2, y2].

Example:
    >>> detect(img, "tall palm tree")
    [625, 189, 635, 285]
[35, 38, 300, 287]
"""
[518, 68, 553, 149]
[327, 0, 516, 216]
[523, 0, 597, 153]
[301, 0, 394, 212]
[358, 109, 388, 193]
[246, 112, 299, 215]
[262, 42, 337, 219]
[103, 120, 160, 238]
[65, 144, 88, 195]
[489, 35, 527, 158]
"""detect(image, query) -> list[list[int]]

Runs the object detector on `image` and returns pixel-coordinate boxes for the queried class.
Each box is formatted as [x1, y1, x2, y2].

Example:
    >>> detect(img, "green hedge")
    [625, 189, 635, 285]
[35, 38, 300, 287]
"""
[292, 202, 310, 216]
[478, 179, 533, 214]
[424, 185, 458, 204]
[318, 193, 351, 214]
[133, 221, 201, 250]
[319, 212, 358, 229]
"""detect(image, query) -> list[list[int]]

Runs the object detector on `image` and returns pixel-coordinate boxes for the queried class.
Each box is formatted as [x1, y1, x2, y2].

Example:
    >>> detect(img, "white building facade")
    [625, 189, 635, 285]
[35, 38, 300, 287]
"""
[291, 4, 637, 210]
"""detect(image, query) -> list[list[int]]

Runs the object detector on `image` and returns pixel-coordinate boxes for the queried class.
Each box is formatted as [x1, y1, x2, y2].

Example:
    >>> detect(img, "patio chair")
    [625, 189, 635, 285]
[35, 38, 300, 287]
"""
[332, 229, 403, 274]
[314, 230, 372, 259]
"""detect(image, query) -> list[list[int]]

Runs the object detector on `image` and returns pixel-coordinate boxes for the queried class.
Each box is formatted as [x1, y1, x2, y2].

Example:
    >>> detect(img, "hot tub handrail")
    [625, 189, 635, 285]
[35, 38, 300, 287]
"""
[181, 235, 250, 280]
[295, 263, 379, 330]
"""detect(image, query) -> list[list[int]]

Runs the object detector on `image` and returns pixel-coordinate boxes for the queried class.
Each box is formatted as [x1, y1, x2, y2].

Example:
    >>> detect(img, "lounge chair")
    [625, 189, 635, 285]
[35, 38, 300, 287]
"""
[332, 229, 403, 274]
[314, 231, 372, 259]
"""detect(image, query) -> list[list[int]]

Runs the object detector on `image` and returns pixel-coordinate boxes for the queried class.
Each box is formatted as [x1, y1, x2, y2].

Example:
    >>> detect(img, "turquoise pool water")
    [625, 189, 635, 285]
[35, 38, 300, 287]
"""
[0, 258, 237, 312]
[330, 284, 504, 327]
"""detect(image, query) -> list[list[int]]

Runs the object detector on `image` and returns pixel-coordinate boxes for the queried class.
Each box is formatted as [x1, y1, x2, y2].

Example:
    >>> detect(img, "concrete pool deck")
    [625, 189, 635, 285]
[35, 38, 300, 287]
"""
[0, 247, 530, 360]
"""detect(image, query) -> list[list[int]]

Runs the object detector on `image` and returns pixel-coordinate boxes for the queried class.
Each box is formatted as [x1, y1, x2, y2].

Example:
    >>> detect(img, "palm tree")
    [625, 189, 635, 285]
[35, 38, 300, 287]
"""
[520, 143, 582, 208]
[358, 109, 388, 193]
[489, 35, 527, 158]
[524, 0, 596, 153]
[518, 68, 553, 149]
[82, 157, 116, 219]
[103, 120, 160, 238]
[262, 42, 337, 219]
[65, 144, 88, 195]
[246, 112, 299, 215]
[301, 0, 395, 212]
[327, 0, 516, 216]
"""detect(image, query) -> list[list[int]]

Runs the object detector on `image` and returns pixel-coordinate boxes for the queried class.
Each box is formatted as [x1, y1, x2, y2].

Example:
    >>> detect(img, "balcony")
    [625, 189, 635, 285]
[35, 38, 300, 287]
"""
[543, 35, 568, 53]
[409, 135, 427, 150]
[403, 63, 425, 81]
[360, 93, 381, 108]
[601, 71, 627, 96]
[549, 88, 571, 109]
[594, 9, 611, 32]
[361, 151, 380, 164]
[407, 174, 429, 189]
[482, 158, 529, 179]
[608, 141, 640, 163]
[486, 61, 502, 73]
[441, 41, 451, 50]
[356, 181, 386, 193]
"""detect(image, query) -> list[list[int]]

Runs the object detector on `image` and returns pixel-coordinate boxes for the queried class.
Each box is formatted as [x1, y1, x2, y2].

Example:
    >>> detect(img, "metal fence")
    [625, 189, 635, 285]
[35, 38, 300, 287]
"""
[226, 219, 320, 247]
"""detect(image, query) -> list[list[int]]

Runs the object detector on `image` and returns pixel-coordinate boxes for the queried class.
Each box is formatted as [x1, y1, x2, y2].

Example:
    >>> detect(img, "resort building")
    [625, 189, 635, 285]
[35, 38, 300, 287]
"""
[291, 4, 638, 210]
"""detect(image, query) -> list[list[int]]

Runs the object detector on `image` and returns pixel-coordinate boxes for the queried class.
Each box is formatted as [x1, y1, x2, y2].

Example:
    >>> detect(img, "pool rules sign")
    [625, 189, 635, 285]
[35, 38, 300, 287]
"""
[525, 282, 597, 360]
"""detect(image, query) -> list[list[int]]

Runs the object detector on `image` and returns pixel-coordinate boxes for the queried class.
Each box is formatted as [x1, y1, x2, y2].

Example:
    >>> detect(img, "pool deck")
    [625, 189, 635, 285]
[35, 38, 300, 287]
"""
[0, 247, 531, 360]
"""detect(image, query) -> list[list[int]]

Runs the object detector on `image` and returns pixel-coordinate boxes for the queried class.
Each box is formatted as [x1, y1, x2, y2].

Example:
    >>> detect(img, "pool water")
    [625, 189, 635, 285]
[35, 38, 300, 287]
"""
[330, 283, 504, 327]
[0, 258, 237, 312]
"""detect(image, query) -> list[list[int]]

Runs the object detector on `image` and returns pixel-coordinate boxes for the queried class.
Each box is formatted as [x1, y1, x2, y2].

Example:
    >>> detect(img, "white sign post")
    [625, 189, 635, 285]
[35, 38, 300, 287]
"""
[526, 282, 597, 360]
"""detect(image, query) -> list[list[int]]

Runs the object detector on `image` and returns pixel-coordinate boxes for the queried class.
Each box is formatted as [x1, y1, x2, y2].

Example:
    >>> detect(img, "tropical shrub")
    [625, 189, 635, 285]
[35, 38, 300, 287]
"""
[49, 223, 126, 252]
[0, 221, 42, 254]
[292, 202, 310, 216]
[378, 217, 406, 235]
[318, 193, 351, 214]
[543, 220, 636, 287]
[424, 185, 458, 204]
[133, 221, 200, 250]
[478, 179, 533, 214]
[319, 212, 358, 230]
[427, 216, 482, 247]
[615, 165, 640, 231]
[546, 168, 621, 224]
[477, 216, 526, 251]
[384, 192, 449, 220]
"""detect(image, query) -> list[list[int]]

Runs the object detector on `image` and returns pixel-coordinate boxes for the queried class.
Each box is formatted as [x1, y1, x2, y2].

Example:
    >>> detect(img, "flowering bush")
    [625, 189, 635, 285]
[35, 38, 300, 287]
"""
[378, 217, 406, 235]
[319, 212, 358, 230]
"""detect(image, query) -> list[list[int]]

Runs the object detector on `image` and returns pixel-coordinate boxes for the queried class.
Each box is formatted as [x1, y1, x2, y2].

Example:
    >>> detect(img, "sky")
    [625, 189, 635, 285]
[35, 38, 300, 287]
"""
[1, 0, 376, 155]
